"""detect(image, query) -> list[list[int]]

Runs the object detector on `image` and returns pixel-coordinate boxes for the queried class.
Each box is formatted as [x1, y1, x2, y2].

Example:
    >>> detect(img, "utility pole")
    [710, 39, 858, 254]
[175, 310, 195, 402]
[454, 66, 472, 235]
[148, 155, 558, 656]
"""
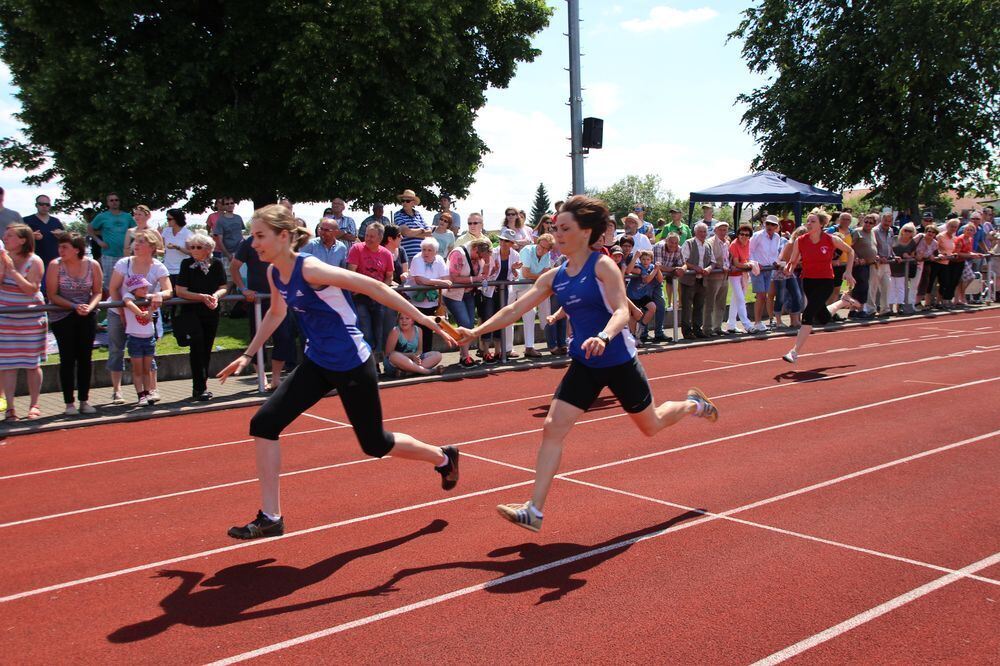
[567, 0, 584, 194]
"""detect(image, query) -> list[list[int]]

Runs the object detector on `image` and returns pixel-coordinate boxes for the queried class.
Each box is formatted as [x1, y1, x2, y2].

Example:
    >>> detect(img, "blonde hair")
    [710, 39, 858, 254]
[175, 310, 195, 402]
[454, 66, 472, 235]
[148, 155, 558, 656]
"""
[638, 249, 653, 260]
[133, 204, 151, 218]
[900, 222, 916, 234]
[790, 226, 809, 241]
[5, 223, 34, 256]
[252, 204, 312, 251]
[131, 228, 162, 251]
[536, 233, 554, 245]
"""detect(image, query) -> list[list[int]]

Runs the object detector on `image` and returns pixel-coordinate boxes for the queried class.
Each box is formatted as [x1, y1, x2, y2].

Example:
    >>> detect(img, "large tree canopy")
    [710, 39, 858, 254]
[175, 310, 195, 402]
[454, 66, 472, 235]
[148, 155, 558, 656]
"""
[730, 0, 1000, 211]
[0, 0, 551, 210]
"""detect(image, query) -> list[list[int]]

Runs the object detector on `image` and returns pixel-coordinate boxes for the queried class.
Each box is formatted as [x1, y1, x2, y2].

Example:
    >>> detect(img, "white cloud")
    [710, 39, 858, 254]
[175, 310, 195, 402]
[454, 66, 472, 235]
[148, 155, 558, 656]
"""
[584, 81, 623, 118]
[621, 6, 719, 33]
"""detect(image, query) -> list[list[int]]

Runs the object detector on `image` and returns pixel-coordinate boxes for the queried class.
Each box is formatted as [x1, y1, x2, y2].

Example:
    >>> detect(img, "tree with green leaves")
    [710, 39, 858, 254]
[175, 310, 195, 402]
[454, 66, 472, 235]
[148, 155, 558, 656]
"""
[0, 0, 551, 211]
[587, 173, 686, 226]
[730, 0, 1000, 215]
[528, 182, 550, 226]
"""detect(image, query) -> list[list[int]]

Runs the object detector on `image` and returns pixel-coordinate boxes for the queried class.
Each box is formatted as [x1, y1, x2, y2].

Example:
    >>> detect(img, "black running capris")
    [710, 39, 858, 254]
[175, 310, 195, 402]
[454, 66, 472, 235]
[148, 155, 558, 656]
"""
[249, 356, 395, 457]
[801, 278, 836, 326]
[553, 356, 653, 414]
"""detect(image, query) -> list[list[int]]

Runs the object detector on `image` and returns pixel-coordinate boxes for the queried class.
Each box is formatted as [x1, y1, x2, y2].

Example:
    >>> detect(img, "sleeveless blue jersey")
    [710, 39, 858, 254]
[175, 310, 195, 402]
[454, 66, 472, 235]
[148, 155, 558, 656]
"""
[552, 251, 636, 368]
[271, 255, 370, 371]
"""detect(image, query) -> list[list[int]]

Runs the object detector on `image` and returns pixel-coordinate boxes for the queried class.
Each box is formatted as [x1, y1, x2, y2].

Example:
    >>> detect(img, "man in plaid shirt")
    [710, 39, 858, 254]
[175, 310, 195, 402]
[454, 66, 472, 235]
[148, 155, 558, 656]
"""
[652, 231, 686, 340]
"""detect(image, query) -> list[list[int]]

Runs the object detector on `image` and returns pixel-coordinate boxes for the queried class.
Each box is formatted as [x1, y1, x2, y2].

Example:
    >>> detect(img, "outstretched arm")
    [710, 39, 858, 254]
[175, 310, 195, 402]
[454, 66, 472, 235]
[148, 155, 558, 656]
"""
[301, 257, 454, 346]
[458, 270, 556, 343]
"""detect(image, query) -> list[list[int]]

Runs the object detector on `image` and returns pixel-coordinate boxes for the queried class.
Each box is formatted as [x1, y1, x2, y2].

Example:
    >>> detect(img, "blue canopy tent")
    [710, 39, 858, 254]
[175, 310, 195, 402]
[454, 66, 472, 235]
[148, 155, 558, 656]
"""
[688, 171, 843, 227]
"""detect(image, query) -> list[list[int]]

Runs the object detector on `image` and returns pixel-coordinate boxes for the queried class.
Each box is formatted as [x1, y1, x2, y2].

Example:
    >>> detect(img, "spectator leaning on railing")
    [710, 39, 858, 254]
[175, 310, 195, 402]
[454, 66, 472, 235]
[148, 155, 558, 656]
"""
[748, 216, 782, 332]
[726, 224, 755, 334]
[347, 222, 394, 370]
[849, 214, 878, 319]
[445, 239, 492, 367]
[652, 231, 685, 339]
[46, 232, 102, 416]
[174, 233, 227, 401]
[868, 213, 896, 315]
[515, 233, 555, 357]
[409, 238, 452, 356]
[106, 229, 171, 405]
[0, 223, 46, 421]
[703, 221, 730, 337]
[889, 223, 920, 314]
[680, 222, 711, 339]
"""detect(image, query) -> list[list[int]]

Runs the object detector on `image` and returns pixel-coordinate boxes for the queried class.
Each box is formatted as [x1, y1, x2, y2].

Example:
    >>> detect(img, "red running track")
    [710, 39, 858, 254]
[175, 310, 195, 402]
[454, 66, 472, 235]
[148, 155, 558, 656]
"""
[2, 311, 999, 664]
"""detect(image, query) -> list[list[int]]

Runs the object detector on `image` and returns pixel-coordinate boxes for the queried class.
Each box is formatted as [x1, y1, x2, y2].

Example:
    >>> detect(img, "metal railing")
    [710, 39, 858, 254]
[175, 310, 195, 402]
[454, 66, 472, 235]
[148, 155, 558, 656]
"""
[2, 257, 993, 392]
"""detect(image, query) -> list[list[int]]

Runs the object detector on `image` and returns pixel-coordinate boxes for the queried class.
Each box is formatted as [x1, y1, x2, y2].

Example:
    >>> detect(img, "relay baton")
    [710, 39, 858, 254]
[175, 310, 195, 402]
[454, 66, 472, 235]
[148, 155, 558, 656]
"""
[434, 316, 463, 343]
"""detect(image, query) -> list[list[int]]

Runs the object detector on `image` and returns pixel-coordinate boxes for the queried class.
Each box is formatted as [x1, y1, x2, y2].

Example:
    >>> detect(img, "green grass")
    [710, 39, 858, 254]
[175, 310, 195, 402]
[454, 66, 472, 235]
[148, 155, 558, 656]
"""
[44, 315, 250, 365]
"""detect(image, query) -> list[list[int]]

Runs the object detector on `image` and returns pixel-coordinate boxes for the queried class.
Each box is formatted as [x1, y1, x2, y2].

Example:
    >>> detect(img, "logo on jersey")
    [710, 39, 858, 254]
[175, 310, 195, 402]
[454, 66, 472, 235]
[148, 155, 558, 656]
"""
[295, 290, 306, 297]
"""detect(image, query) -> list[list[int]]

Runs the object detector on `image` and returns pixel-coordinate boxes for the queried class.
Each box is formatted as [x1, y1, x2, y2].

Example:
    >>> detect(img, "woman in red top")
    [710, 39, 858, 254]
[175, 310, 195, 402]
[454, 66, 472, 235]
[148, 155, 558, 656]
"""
[726, 224, 755, 333]
[952, 223, 982, 306]
[781, 213, 859, 363]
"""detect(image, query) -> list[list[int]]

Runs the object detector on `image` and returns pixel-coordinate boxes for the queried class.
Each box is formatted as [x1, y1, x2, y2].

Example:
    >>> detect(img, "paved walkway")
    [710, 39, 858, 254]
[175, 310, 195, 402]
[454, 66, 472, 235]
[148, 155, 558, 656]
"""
[2, 303, 996, 437]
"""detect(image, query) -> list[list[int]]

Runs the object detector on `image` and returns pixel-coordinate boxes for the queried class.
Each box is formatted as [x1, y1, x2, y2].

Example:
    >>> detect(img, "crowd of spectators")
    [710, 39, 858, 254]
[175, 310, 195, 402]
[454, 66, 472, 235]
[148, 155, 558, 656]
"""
[0, 183, 996, 422]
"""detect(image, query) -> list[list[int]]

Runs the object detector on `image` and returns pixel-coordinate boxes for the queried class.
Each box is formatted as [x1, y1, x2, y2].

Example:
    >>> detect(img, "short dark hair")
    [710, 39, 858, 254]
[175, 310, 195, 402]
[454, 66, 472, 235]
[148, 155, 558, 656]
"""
[560, 195, 612, 245]
[381, 224, 401, 245]
[56, 231, 87, 258]
[166, 208, 186, 227]
[35, 194, 51, 204]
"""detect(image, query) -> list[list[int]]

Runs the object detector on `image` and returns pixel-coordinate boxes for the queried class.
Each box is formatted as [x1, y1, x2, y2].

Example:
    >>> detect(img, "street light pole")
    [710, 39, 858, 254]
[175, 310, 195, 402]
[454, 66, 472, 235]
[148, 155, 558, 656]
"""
[567, 0, 584, 194]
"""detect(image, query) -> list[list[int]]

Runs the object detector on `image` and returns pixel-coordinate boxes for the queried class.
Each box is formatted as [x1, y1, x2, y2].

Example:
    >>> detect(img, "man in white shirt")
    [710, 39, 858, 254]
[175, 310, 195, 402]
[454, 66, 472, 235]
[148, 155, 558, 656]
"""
[748, 215, 782, 331]
[703, 221, 731, 336]
[618, 213, 653, 252]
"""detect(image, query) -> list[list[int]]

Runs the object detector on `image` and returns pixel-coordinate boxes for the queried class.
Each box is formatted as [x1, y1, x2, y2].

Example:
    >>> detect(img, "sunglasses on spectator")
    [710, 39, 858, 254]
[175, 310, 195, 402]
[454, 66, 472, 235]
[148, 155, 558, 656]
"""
[188, 244, 206, 249]
[37, 202, 51, 206]
[469, 221, 482, 225]
[505, 213, 518, 217]
[108, 198, 119, 202]
[739, 232, 751, 236]
[401, 198, 414, 203]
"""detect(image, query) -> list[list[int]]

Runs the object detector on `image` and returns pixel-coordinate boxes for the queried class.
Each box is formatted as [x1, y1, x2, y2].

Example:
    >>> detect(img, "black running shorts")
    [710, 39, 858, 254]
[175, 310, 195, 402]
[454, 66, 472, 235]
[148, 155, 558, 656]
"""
[553, 356, 653, 414]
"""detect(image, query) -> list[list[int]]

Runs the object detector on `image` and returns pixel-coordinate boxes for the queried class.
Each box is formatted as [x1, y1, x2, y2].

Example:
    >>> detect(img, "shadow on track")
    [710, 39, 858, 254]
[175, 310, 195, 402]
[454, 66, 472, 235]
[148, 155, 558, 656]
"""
[773, 365, 854, 383]
[107, 519, 447, 643]
[528, 394, 620, 418]
[370, 509, 704, 605]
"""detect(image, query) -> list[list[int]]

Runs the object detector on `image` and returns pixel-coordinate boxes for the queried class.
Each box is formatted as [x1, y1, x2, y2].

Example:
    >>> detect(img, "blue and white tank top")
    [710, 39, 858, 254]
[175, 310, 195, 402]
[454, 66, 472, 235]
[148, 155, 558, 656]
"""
[551, 251, 636, 368]
[271, 255, 370, 371]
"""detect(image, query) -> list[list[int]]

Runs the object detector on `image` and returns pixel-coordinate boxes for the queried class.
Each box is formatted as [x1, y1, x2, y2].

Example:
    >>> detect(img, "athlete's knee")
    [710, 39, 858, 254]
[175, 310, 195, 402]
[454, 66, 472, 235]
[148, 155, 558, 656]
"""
[249, 410, 280, 440]
[358, 430, 395, 458]
[542, 415, 572, 442]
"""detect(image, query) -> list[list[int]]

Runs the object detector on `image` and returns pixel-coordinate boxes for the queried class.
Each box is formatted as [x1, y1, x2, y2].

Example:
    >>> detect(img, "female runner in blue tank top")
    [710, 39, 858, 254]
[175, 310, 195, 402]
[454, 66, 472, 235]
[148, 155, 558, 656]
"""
[456, 195, 719, 532]
[217, 205, 459, 540]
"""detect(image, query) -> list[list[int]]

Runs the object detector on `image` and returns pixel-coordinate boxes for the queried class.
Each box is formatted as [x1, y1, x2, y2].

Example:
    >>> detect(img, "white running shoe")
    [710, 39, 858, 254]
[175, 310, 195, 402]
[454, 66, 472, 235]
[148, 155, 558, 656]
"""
[782, 349, 798, 363]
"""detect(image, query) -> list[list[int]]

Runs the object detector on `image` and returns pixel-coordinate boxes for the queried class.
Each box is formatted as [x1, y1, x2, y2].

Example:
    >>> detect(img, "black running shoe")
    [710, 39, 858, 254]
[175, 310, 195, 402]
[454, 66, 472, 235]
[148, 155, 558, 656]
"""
[437, 446, 460, 491]
[228, 510, 285, 540]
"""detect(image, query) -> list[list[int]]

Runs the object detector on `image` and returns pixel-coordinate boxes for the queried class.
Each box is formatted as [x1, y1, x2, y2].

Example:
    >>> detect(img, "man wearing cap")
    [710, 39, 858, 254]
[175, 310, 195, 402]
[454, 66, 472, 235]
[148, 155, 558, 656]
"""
[394, 189, 432, 263]
[748, 216, 782, 332]
[918, 210, 935, 232]
[433, 194, 462, 236]
[657, 208, 692, 244]
[358, 203, 389, 238]
[618, 213, 653, 252]
[680, 222, 712, 339]
[703, 221, 731, 336]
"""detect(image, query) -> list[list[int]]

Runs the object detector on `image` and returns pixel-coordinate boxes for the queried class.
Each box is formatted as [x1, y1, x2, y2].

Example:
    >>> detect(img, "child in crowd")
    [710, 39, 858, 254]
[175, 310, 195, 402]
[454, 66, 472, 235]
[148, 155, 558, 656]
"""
[384, 313, 444, 377]
[122, 274, 157, 405]
[626, 250, 661, 344]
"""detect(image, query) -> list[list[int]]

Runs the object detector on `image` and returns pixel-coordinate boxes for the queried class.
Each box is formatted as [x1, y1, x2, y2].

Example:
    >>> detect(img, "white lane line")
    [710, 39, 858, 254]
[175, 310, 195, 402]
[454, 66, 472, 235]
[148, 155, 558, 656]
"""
[562, 376, 1000, 478]
[703, 360, 736, 365]
[301, 413, 350, 426]
[903, 380, 956, 387]
[4, 327, 992, 481]
[0, 479, 535, 604]
[0, 425, 343, 481]
[558, 477, 1000, 587]
[5, 377, 997, 603]
[205, 428, 1000, 665]
[5, 348, 999, 528]
[750, 551, 1000, 665]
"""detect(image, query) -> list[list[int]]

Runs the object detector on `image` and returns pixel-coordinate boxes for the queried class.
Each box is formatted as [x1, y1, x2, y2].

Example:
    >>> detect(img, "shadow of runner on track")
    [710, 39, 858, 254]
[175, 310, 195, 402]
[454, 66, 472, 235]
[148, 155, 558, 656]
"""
[773, 365, 854, 383]
[107, 519, 447, 643]
[367, 510, 704, 606]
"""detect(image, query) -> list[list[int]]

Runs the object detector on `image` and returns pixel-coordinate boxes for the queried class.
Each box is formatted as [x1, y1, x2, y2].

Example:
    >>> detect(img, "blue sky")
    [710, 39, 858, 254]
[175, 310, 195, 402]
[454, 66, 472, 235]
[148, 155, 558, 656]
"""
[0, 1, 766, 228]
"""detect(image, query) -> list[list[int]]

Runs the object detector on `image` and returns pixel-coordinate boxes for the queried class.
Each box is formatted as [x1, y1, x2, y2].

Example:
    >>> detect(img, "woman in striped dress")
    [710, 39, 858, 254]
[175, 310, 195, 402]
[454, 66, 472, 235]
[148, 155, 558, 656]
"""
[0, 223, 47, 421]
